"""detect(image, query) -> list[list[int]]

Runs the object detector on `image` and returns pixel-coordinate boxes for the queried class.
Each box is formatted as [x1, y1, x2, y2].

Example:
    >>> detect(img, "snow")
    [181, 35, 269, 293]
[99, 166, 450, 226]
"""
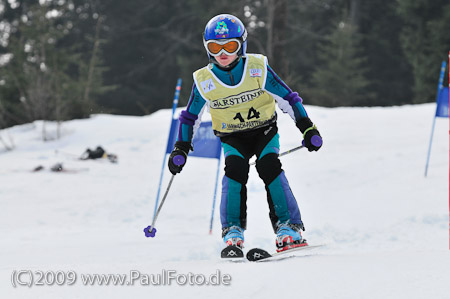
[0, 104, 449, 299]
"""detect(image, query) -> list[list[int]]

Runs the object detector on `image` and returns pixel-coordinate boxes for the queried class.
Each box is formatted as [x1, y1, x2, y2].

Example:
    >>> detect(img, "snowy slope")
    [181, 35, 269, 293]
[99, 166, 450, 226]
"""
[0, 104, 449, 299]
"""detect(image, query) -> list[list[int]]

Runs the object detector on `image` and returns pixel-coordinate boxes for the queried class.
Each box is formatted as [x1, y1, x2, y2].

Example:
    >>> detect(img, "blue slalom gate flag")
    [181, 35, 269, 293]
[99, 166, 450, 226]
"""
[424, 61, 448, 177]
[190, 122, 222, 159]
[435, 87, 449, 117]
[165, 120, 221, 159]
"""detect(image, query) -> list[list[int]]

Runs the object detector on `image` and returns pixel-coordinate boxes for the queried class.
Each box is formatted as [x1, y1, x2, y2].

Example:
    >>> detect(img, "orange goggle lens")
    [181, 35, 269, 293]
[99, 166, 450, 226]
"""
[207, 41, 240, 54]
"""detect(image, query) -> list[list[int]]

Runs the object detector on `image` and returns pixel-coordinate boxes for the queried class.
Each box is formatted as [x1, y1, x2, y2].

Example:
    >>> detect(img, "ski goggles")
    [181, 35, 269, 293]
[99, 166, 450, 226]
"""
[204, 38, 242, 57]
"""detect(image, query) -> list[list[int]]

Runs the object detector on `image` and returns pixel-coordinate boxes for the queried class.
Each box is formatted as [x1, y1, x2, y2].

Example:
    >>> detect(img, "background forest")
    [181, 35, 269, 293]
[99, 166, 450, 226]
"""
[0, 0, 449, 129]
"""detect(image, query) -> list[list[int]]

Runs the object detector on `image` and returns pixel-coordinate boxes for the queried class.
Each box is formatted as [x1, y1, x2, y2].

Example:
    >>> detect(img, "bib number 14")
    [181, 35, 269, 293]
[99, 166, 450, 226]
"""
[233, 107, 261, 123]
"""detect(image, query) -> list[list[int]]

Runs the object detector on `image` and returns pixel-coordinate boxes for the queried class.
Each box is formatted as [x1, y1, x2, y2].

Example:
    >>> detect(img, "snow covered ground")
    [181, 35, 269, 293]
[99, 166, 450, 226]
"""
[0, 104, 448, 299]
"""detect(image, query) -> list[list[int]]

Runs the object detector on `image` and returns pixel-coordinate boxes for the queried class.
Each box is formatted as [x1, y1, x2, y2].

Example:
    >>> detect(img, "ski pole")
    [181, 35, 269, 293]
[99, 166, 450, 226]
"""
[144, 155, 185, 238]
[249, 145, 303, 166]
[249, 135, 322, 166]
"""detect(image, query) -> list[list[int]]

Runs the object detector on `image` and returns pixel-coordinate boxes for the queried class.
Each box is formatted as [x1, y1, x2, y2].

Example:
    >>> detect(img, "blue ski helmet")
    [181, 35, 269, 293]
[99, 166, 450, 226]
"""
[203, 14, 247, 60]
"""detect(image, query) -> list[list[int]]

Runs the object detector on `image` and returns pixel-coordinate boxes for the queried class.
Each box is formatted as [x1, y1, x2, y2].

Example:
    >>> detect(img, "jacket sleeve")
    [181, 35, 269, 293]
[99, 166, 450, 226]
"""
[264, 64, 309, 122]
[177, 83, 207, 143]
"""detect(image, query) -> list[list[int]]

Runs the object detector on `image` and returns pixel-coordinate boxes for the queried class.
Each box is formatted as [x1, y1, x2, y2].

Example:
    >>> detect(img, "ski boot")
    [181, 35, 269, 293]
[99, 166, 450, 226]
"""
[275, 223, 308, 252]
[223, 226, 245, 249]
[221, 226, 245, 258]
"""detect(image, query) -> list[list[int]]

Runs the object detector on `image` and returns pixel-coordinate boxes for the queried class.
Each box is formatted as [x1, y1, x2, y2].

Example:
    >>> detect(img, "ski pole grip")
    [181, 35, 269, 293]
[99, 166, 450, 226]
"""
[173, 155, 186, 166]
[311, 135, 323, 147]
[301, 135, 323, 147]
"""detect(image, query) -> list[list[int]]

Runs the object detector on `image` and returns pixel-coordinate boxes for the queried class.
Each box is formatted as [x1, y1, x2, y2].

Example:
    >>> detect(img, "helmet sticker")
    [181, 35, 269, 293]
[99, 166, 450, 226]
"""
[215, 21, 229, 38]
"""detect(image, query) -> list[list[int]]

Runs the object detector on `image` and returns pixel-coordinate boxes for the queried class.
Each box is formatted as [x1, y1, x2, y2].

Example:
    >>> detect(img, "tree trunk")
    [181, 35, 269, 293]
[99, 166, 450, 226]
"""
[42, 120, 47, 142]
[349, 0, 360, 27]
[266, 0, 275, 62]
[0, 135, 13, 151]
[83, 15, 103, 114]
[266, 0, 287, 76]
[273, 0, 287, 77]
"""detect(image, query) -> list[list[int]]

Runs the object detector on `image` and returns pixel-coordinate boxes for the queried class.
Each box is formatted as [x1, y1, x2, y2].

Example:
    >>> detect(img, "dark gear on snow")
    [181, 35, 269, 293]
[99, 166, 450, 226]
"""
[81, 146, 105, 159]
[50, 163, 64, 172]
[80, 146, 118, 163]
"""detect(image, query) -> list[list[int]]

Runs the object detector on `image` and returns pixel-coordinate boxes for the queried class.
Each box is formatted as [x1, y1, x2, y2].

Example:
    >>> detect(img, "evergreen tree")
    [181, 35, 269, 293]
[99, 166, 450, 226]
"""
[311, 21, 371, 106]
[358, 0, 413, 106]
[397, 0, 450, 102]
[0, 0, 110, 128]
[1, 3, 80, 138]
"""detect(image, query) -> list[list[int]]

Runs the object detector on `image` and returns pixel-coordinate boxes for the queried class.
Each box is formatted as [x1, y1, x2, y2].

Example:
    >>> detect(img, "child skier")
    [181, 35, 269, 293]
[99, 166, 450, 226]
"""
[168, 14, 322, 253]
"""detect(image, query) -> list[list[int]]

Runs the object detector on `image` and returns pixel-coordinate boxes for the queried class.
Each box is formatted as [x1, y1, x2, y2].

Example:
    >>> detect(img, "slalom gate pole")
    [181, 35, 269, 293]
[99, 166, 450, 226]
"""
[424, 61, 446, 177]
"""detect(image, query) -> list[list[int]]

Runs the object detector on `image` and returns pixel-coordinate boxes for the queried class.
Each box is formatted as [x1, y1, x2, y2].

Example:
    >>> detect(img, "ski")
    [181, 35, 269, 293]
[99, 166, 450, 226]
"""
[221, 245, 244, 260]
[246, 244, 324, 262]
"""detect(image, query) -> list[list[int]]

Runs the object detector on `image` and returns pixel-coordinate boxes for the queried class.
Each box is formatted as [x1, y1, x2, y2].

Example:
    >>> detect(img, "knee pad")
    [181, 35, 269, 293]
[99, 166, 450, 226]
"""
[224, 155, 249, 184]
[256, 153, 282, 185]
